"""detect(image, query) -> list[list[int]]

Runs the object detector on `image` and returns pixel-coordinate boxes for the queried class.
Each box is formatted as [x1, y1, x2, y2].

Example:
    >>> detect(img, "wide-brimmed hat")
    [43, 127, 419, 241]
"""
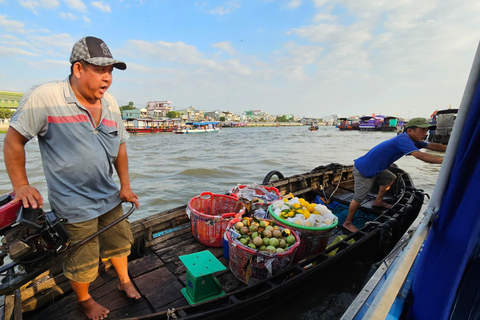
[405, 117, 436, 130]
[69, 36, 126, 70]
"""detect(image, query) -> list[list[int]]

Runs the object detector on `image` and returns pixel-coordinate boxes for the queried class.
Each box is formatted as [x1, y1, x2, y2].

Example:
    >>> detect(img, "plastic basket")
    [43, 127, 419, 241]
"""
[187, 192, 246, 247]
[225, 217, 300, 285]
[268, 205, 337, 263]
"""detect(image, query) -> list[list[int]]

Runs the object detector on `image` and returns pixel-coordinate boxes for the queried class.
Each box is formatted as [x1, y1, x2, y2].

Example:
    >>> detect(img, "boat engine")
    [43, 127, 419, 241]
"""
[0, 193, 69, 273]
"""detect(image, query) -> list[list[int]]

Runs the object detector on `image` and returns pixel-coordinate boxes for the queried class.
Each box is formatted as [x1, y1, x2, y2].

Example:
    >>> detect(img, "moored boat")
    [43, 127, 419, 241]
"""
[427, 108, 458, 145]
[174, 121, 220, 134]
[125, 118, 181, 134]
[1, 163, 425, 320]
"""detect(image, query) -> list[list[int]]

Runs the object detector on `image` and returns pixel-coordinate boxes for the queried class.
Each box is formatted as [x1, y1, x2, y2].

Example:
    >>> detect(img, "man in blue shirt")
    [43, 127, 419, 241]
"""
[343, 118, 446, 233]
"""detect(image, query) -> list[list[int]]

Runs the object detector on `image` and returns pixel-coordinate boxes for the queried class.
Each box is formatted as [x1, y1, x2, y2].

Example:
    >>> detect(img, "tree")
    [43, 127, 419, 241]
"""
[220, 116, 226, 122]
[0, 107, 14, 119]
[167, 111, 180, 118]
[120, 102, 136, 110]
[276, 115, 289, 122]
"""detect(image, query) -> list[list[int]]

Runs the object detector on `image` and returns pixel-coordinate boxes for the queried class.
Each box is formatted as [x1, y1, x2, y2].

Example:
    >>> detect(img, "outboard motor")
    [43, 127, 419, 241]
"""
[0, 193, 69, 271]
[0, 192, 134, 295]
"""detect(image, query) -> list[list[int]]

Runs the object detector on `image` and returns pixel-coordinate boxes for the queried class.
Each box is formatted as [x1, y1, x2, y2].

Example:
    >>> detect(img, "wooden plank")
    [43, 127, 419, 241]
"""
[133, 267, 185, 311]
[128, 251, 164, 278]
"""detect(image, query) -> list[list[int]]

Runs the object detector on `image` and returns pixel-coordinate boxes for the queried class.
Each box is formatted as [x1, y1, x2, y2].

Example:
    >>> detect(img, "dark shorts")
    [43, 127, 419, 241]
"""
[353, 166, 396, 203]
[62, 203, 133, 283]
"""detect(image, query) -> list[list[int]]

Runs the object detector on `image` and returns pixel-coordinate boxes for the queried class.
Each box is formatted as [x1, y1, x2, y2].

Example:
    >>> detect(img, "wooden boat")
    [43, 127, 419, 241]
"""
[337, 118, 360, 131]
[308, 124, 319, 131]
[174, 121, 220, 134]
[125, 118, 181, 134]
[427, 108, 458, 145]
[3, 164, 424, 320]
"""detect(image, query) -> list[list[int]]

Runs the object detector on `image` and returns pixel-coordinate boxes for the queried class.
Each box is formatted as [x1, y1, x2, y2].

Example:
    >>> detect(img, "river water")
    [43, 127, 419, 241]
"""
[0, 126, 443, 318]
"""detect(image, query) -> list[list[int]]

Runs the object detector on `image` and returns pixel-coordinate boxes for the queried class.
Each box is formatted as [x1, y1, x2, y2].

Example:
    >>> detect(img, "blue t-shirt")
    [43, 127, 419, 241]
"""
[354, 133, 428, 178]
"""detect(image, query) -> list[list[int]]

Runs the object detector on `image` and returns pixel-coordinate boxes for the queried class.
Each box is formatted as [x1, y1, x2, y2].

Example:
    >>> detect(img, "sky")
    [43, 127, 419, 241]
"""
[1, 0, 480, 119]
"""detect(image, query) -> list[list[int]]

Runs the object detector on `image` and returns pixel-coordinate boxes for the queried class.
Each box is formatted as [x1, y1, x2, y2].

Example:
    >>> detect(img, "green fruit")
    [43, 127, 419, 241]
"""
[259, 245, 266, 251]
[263, 237, 270, 246]
[251, 232, 259, 239]
[259, 220, 267, 227]
[235, 222, 244, 230]
[242, 219, 249, 226]
[269, 238, 279, 247]
[240, 238, 248, 245]
[286, 235, 295, 244]
[265, 226, 274, 231]
[279, 239, 286, 248]
[276, 248, 285, 253]
[253, 236, 263, 247]
[248, 243, 257, 249]
[249, 225, 258, 232]
[263, 230, 272, 238]
[273, 230, 282, 238]
[266, 245, 276, 252]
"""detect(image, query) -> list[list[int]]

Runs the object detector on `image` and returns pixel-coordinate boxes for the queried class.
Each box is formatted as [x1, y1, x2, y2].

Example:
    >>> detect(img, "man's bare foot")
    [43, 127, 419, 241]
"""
[372, 202, 391, 209]
[342, 222, 358, 233]
[118, 281, 141, 299]
[77, 297, 109, 320]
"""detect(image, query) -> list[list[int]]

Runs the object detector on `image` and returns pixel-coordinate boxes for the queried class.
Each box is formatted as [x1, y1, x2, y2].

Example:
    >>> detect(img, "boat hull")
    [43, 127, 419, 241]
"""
[14, 164, 424, 320]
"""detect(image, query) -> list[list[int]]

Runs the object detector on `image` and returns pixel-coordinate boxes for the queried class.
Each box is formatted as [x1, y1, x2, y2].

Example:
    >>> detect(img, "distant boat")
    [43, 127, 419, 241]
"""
[337, 118, 359, 131]
[428, 108, 458, 145]
[174, 121, 221, 134]
[308, 124, 319, 131]
[358, 115, 384, 131]
[381, 116, 404, 132]
[124, 118, 180, 134]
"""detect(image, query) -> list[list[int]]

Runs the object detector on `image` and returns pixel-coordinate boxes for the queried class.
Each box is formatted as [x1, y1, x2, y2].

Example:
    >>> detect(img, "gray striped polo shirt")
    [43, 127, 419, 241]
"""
[10, 78, 129, 223]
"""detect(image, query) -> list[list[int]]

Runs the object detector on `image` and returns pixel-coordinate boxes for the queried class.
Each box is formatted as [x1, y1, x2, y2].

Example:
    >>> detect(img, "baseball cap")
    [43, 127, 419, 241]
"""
[70, 36, 126, 70]
[405, 117, 436, 130]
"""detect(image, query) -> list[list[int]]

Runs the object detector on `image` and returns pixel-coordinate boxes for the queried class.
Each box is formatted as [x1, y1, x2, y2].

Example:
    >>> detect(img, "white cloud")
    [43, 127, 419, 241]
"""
[91, 1, 111, 12]
[288, 0, 302, 8]
[211, 41, 237, 56]
[0, 14, 26, 33]
[83, 15, 90, 23]
[199, 2, 240, 15]
[60, 12, 78, 20]
[65, 0, 87, 12]
[0, 45, 38, 57]
[18, 0, 59, 12]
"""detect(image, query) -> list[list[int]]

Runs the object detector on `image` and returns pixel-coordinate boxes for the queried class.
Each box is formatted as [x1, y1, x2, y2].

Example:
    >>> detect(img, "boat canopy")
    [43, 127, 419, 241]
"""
[411, 42, 480, 320]
[186, 121, 219, 125]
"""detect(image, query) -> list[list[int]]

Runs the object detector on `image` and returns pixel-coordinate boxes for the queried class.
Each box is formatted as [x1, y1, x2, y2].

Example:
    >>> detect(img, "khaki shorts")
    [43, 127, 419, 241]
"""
[62, 203, 134, 283]
[353, 166, 396, 203]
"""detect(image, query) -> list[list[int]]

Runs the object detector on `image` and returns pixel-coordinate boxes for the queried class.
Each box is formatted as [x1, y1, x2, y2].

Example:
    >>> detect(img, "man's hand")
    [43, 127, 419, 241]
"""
[119, 186, 139, 209]
[13, 185, 44, 209]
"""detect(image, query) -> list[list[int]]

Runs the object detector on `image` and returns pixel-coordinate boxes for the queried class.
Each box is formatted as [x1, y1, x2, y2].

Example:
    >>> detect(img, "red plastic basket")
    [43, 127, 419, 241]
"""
[225, 217, 300, 285]
[188, 192, 245, 247]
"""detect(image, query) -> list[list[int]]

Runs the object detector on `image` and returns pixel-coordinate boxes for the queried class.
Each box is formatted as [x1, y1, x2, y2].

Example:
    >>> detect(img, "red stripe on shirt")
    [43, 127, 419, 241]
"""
[102, 119, 117, 127]
[48, 115, 90, 123]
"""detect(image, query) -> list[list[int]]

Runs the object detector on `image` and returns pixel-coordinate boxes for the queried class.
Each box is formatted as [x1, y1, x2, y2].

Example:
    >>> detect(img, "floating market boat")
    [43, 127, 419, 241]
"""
[427, 108, 458, 145]
[174, 121, 220, 134]
[308, 124, 319, 131]
[0, 162, 425, 320]
[342, 41, 480, 320]
[337, 118, 360, 131]
[125, 118, 180, 134]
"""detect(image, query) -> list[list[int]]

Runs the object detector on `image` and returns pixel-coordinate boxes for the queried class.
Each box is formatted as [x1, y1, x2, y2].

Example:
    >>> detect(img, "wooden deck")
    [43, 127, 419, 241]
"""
[18, 168, 405, 320]
[22, 196, 390, 320]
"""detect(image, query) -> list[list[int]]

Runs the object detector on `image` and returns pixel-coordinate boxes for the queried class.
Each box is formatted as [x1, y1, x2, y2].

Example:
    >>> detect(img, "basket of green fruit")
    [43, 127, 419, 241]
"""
[225, 216, 300, 285]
